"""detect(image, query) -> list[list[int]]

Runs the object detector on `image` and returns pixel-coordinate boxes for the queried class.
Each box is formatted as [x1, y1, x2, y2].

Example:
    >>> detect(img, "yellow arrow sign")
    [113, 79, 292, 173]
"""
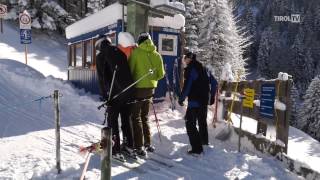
[243, 88, 255, 108]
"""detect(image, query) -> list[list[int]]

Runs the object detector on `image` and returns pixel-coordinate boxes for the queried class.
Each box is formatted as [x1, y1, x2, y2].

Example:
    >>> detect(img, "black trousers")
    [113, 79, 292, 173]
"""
[107, 104, 134, 153]
[185, 106, 208, 153]
[131, 99, 151, 149]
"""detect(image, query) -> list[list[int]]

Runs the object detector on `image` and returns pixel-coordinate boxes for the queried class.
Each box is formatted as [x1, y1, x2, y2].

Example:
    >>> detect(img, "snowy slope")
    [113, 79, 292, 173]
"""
[0, 21, 317, 180]
[0, 21, 67, 80]
[0, 59, 302, 179]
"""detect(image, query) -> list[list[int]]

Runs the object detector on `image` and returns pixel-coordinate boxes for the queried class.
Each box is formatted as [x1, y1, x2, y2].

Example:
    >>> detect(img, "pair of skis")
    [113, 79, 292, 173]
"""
[165, 59, 180, 111]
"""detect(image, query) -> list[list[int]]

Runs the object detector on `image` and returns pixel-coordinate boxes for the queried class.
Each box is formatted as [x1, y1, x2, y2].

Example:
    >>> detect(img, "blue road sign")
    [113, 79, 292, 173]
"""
[20, 29, 32, 44]
[260, 83, 276, 121]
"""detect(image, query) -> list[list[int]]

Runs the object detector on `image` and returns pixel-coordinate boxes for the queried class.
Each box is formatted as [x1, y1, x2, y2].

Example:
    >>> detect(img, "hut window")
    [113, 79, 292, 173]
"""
[84, 40, 93, 68]
[75, 42, 83, 67]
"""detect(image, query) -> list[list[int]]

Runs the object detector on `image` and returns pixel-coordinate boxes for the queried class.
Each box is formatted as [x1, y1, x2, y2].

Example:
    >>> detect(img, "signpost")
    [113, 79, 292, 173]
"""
[19, 10, 32, 65]
[260, 84, 276, 121]
[0, 4, 7, 34]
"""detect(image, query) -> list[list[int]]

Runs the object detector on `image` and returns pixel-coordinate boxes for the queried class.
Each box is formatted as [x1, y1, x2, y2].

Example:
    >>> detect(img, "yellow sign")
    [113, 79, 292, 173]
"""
[243, 88, 255, 108]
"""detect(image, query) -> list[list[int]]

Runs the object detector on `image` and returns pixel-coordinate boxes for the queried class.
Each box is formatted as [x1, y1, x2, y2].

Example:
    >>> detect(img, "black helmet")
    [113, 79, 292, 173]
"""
[137, 32, 151, 45]
[184, 51, 196, 61]
[95, 35, 112, 51]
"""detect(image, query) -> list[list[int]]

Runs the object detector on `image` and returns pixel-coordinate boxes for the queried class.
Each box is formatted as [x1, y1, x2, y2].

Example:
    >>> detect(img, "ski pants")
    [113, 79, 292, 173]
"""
[131, 99, 152, 149]
[130, 88, 154, 149]
[185, 106, 208, 153]
[107, 104, 134, 154]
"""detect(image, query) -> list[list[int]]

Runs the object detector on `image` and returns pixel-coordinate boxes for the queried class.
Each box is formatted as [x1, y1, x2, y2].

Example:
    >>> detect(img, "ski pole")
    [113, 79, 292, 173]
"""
[98, 69, 154, 110]
[151, 102, 162, 143]
[164, 64, 175, 111]
[102, 65, 118, 125]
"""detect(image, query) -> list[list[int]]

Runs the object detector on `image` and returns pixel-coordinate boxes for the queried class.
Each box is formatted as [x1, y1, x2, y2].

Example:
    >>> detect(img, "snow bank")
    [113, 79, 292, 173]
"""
[0, 59, 103, 179]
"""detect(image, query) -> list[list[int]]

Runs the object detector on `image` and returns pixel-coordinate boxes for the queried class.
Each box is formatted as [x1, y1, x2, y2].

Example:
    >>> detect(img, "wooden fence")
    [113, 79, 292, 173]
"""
[220, 79, 292, 154]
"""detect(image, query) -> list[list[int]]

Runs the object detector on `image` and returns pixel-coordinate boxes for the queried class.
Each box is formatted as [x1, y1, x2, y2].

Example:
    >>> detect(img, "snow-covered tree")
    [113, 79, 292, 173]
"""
[198, 0, 247, 79]
[299, 76, 320, 141]
[184, 0, 205, 53]
[290, 84, 300, 127]
[257, 28, 273, 78]
[4, 0, 71, 32]
[289, 30, 314, 94]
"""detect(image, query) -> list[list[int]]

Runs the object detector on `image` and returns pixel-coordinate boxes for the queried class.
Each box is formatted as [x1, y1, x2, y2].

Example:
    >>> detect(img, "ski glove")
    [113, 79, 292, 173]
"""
[178, 98, 185, 106]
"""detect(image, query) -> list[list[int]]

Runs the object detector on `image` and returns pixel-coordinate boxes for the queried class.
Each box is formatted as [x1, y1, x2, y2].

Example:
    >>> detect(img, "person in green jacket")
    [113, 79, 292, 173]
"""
[129, 32, 165, 156]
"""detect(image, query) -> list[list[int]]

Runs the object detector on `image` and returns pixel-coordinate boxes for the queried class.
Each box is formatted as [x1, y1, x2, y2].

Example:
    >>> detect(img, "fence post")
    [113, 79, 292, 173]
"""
[54, 90, 61, 174]
[101, 127, 112, 180]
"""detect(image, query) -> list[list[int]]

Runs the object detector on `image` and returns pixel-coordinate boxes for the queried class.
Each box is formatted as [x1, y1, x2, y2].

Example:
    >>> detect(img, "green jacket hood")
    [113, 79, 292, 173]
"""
[138, 39, 156, 52]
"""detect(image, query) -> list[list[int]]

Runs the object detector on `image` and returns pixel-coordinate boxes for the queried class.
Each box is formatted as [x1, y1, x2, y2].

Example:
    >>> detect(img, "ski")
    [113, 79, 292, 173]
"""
[147, 156, 174, 168]
[112, 157, 147, 174]
[125, 154, 161, 171]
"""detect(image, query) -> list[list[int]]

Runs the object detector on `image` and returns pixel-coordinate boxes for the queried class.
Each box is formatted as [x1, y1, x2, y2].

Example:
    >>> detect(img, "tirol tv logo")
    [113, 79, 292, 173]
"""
[274, 14, 301, 23]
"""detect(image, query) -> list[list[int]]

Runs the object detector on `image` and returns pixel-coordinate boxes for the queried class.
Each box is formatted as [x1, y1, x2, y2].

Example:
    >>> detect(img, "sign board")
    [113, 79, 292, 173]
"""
[260, 84, 275, 120]
[19, 11, 31, 29]
[20, 29, 32, 44]
[0, 4, 7, 18]
[243, 88, 255, 108]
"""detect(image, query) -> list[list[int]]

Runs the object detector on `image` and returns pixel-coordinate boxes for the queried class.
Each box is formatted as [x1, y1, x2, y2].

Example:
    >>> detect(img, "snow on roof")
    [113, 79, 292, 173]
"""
[149, 14, 185, 30]
[65, 3, 123, 39]
[66, 2, 185, 40]
[150, 0, 185, 12]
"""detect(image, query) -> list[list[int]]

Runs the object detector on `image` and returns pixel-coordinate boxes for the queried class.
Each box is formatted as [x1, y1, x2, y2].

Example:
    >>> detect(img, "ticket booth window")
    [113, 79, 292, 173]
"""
[158, 34, 178, 56]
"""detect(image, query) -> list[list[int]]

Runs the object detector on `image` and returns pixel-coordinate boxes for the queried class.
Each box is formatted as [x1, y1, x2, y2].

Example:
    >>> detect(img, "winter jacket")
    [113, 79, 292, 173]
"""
[118, 45, 136, 59]
[179, 60, 218, 108]
[96, 41, 134, 107]
[129, 39, 165, 88]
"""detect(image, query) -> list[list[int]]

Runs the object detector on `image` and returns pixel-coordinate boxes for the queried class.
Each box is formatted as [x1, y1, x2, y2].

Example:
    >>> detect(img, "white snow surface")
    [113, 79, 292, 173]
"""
[0, 21, 319, 180]
[0, 59, 303, 180]
[150, 0, 186, 12]
[0, 21, 67, 80]
[149, 14, 185, 30]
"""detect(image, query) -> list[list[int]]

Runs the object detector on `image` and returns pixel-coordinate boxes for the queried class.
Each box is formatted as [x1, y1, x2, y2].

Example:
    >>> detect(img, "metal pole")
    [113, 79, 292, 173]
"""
[25, 44, 28, 65]
[54, 90, 62, 174]
[101, 127, 112, 180]
[238, 96, 244, 153]
[0, 18, 3, 34]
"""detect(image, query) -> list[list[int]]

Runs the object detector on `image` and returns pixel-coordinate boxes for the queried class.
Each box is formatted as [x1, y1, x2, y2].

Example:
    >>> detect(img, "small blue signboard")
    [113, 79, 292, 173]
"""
[20, 29, 32, 44]
[260, 83, 276, 121]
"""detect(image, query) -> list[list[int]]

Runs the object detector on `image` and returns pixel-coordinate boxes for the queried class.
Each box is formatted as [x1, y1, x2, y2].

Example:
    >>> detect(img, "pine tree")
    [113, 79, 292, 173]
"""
[184, 0, 205, 53]
[299, 76, 320, 141]
[290, 84, 300, 127]
[257, 28, 273, 78]
[289, 29, 314, 94]
[198, 0, 247, 79]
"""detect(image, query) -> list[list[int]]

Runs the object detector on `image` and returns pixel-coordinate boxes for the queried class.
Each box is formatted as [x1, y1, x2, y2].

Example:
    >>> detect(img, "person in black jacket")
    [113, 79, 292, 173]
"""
[96, 37, 135, 159]
[178, 52, 218, 155]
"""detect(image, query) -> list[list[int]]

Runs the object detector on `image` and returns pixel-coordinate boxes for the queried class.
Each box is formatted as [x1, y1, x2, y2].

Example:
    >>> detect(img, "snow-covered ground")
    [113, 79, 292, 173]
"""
[0, 20, 319, 180]
[0, 21, 67, 80]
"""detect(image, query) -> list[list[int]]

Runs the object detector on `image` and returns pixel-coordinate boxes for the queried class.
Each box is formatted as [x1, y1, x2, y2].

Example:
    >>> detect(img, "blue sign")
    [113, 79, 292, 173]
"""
[260, 84, 276, 120]
[20, 29, 32, 44]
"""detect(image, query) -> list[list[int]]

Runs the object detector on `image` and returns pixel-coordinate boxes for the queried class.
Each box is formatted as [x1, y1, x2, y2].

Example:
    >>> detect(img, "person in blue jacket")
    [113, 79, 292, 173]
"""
[179, 52, 218, 154]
